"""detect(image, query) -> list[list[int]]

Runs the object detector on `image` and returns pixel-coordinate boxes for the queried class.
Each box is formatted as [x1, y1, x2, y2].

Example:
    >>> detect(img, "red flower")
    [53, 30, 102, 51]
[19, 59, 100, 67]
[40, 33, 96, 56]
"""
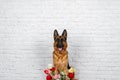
[50, 67, 55, 71]
[46, 75, 52, 80]
[44, 69, 49, 74]
[68, 73, 74, 79]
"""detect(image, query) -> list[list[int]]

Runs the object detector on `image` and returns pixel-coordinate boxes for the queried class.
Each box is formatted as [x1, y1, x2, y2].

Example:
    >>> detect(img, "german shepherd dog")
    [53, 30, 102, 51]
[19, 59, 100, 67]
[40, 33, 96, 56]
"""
[53, 29, 70, 76]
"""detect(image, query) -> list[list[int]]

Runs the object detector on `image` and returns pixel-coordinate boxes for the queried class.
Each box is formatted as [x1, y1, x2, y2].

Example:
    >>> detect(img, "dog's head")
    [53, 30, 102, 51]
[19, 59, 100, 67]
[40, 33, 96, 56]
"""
[53, 29, 67, 52]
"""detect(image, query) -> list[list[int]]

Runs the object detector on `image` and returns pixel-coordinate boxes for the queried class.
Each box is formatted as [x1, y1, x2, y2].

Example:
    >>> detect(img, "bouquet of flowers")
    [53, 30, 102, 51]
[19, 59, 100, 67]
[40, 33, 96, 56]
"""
[44, 64, 75, 80]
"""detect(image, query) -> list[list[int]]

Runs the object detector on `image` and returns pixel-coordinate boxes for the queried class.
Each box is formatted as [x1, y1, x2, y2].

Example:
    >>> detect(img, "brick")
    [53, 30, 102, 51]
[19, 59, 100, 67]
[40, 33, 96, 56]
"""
[0, 0, 120, 80]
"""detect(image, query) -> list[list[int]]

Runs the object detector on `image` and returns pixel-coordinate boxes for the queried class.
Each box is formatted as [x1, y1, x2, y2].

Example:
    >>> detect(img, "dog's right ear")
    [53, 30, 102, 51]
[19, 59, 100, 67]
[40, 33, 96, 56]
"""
[54, 29, 59, 40]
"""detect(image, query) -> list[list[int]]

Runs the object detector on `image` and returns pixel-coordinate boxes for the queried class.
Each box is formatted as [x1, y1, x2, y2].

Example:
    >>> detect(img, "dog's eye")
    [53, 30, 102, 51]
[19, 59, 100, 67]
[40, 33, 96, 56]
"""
[61, 39, 63, 41]
[61, 38, 65, 42]
[56, 38, 59, 41]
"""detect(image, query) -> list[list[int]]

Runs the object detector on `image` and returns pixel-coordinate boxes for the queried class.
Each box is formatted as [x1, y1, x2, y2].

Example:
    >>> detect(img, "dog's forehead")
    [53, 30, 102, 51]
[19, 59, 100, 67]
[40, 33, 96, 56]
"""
[57, 36, 64, 39]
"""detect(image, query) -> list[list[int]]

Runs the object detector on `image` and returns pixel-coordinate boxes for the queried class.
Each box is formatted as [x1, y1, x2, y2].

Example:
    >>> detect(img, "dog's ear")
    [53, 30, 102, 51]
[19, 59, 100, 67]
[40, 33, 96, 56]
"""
[54, 29, 59, 40]
[62, 29, 67, 40]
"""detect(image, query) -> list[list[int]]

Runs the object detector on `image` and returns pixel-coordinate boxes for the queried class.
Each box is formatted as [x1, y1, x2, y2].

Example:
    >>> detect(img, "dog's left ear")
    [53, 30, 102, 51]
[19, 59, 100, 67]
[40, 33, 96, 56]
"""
[62, 29, 67, 40]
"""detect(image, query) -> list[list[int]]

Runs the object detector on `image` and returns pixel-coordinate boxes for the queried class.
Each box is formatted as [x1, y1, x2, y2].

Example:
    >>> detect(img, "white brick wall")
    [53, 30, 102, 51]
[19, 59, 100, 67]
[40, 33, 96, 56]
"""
[0, 0, 120, 80]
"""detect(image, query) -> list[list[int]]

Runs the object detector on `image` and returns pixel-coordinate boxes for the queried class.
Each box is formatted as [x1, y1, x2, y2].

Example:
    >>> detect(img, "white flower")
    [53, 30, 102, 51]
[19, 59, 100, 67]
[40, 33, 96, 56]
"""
[61, 71, 65, 75]
[47, 64, 53, 69]
[68, 67, 75, 73]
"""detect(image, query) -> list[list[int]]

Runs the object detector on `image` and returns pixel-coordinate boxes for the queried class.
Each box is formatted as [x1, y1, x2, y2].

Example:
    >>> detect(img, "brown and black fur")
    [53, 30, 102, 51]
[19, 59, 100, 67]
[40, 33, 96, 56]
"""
[53, 29, 71, 76]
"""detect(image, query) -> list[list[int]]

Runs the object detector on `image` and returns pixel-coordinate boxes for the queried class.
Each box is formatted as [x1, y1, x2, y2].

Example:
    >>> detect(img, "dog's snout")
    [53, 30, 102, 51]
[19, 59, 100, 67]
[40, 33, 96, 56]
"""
[57, 44, 63, 48]
[57, 38, 64, 48]
[57, 43, 64, 48]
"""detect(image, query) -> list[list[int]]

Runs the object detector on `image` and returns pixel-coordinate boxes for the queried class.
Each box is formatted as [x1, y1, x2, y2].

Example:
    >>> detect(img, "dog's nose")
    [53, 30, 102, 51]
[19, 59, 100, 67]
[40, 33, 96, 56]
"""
[58, 45, 63, 48]
[57, 42, 64, 48]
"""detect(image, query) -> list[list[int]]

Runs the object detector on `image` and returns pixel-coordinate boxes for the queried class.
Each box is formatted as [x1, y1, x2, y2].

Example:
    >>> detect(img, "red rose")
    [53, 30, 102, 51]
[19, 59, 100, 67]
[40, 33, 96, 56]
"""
[68, 73, 74, 78]
[50, 67, 55, 71]
[46, 75, 52, 80]
[44, 70, 49, 74]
